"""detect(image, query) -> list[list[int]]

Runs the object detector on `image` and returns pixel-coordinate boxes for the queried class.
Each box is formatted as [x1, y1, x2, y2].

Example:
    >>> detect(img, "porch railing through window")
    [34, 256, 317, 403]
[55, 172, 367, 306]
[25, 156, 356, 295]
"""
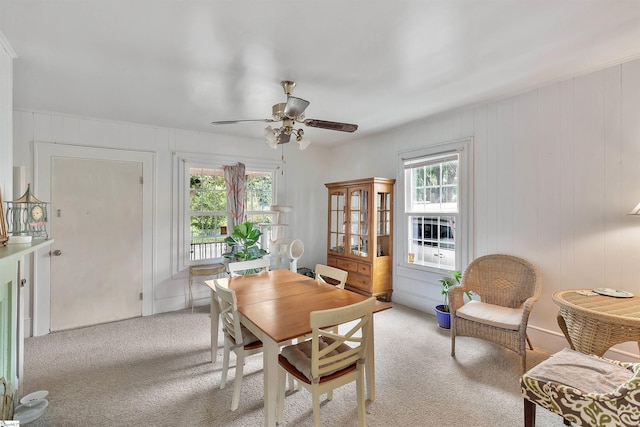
[190, 240, 227, 261]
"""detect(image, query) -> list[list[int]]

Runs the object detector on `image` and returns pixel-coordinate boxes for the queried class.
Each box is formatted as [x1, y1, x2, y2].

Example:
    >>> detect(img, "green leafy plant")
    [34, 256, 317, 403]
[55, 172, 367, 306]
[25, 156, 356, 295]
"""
[222, 221, 268, 261]
[438, 270, 473, 312]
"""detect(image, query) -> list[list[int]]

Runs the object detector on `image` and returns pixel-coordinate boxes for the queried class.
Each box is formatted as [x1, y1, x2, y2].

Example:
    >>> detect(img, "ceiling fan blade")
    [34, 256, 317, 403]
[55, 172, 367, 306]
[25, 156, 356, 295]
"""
[304, 119, 358, 132]
[284, 97, 310, 118]
[211, 119, 275, 125]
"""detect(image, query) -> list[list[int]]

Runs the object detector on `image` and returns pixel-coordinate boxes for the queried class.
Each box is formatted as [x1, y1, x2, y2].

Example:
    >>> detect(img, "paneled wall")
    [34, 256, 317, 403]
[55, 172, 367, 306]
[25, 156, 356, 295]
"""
[330, 59, 640, 359]
[9, 54, 640, 358]
[0, 31, 15, 203]
[12, 111, 332, 334]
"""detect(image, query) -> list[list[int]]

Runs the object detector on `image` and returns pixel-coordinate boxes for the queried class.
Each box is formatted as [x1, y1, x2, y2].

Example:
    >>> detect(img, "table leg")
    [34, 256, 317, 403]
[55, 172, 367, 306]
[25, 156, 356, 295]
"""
[365, 316, 375, 401]
[189, 271, 194, 313]
[263, 338, 278, 427]
[556, 312, 574, 351]
[210, 289, 220, 363]
[241, 315, 277, 427]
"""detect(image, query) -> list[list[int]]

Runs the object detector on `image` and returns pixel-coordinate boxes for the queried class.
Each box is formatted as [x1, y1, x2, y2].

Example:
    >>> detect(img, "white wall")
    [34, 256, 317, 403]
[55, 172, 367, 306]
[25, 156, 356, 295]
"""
[0, 31, 15, 203]
[9, 54, 640, 360]
[329, 59, 640, 360]
[12, 111, 332, 332]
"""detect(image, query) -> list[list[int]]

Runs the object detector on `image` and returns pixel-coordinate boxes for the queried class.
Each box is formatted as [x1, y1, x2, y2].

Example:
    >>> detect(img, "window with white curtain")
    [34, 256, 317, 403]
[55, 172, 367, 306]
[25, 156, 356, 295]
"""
[172, 152, 280, 274]
[187, 164, 275, 262]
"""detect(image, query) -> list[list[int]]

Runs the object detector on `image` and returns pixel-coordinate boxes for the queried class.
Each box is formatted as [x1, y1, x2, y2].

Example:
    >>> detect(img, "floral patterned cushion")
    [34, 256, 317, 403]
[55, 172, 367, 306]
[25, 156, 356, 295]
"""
[521, 348, 640, 427]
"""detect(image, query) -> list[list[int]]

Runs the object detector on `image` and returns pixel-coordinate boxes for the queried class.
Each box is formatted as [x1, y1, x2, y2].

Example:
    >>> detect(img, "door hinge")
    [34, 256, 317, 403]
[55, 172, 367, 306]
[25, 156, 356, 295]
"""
[139, 292, 143, 300]
[139, 176, 144, 184]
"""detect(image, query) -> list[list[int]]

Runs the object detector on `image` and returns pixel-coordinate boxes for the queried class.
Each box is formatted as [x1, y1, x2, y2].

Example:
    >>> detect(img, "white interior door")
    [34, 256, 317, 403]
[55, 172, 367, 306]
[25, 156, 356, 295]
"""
[50, 157, 143, 331]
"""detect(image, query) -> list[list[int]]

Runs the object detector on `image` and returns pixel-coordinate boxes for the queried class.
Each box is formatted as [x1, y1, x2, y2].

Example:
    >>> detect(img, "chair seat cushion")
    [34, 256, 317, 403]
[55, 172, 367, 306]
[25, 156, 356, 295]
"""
[280, 337, 353, 381]
[523, 348, 634, 394]
[240, 325, 260, 347]
[521, 349, 640, 426]
[456, 300, 522, 330]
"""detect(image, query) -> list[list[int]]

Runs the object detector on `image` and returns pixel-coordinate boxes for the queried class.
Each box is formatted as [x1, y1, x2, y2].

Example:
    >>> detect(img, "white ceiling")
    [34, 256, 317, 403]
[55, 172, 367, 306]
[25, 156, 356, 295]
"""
[1, 1, 640, 147]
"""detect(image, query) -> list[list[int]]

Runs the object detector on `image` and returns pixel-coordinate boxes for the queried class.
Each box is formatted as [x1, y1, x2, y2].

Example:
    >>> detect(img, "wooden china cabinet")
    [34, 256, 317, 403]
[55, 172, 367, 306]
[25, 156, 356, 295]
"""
[325, 177, 395, 301]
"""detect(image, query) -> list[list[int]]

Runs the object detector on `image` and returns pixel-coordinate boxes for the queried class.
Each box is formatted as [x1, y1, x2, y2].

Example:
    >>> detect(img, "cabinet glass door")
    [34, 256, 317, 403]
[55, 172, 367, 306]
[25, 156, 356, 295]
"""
[349, 188, 369, 258]
[328, 190, 346, 255]
[376, 191, 391, 257]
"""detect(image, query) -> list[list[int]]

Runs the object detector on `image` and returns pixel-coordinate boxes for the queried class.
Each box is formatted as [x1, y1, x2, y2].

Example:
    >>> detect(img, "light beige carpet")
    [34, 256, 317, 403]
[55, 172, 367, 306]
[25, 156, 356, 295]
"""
[22, 303, 566, 426]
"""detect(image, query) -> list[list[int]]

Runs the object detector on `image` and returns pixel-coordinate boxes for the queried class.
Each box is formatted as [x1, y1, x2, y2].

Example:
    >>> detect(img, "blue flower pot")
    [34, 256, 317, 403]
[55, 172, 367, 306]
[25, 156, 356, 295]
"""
[435, 305, 451, 329]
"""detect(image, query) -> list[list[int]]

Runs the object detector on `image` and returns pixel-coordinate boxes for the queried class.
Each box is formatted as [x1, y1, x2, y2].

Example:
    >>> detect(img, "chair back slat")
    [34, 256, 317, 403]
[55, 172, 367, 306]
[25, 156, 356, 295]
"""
[228, 258, 270, 277]
[214, 279, 244, 346]
[314, 264, 348, 289]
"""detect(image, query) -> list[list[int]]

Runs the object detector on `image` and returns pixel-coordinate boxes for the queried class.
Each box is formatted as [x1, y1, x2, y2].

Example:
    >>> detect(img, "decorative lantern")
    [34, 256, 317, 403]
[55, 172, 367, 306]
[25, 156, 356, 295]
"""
[5, 184, 49, 242]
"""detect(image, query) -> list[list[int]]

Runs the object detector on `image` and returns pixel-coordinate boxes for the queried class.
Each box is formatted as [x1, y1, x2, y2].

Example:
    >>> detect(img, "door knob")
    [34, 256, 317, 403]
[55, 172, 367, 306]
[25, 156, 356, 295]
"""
[53, 249, 62, 256]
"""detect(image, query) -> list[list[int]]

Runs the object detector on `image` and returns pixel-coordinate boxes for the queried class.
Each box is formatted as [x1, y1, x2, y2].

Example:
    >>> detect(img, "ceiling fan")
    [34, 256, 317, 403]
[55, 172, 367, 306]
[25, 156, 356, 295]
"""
[211, 81, 358, 150]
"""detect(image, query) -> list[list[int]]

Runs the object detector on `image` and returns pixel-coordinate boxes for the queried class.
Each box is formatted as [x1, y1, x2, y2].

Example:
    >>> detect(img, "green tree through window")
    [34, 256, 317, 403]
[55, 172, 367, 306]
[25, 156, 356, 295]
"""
[404, 152, 459, 270]
[245, 173, 273, 225]
[190, 171, 227, 243]
[188, 167, 275, 261]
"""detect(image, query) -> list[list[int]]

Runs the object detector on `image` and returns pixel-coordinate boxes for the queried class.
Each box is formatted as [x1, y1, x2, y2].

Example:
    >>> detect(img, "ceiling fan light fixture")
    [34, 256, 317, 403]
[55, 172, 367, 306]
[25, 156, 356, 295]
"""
[277, 131, 291, 144]
[265, 126, 278, 149]
[297, 136, 311, 150]
[295, 129, 310, 150]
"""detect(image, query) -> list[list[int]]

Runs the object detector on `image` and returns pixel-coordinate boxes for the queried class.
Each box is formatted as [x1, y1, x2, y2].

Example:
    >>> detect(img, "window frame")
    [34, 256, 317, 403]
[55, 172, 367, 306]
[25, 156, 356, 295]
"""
[172, 152, 280, 276]
[397, 137, 474, 274]
[243, 171, 277, 226]
[187, 165, 231, 263]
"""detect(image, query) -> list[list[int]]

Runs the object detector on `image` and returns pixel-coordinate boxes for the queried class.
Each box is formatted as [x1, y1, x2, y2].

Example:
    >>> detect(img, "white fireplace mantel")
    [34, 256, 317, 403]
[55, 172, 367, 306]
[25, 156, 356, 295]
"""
[0, 238, 53, 395]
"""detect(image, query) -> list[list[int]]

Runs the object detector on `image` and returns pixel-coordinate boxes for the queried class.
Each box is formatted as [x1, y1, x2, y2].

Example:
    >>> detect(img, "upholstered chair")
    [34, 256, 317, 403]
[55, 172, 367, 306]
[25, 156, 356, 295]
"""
[521, 348, 640, 427]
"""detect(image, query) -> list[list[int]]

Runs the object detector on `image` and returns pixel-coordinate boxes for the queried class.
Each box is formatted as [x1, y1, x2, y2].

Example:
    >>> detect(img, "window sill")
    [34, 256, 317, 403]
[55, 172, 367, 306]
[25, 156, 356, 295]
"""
[396, 263, 452, 282]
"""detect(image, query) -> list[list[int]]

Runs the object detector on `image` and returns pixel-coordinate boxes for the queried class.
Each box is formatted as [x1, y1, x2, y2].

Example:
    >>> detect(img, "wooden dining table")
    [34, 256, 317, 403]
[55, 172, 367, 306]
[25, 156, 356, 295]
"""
[205, 269, 392, 427]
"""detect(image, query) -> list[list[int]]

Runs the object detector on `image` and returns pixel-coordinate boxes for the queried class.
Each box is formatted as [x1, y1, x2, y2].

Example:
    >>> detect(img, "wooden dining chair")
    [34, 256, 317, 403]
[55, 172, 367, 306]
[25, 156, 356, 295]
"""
[277, 297, 375, 427]
[214, 280, 263, 411]
[227, 257, 270, 277]
[314, 264, 348, 289]
[288, 264, 349, 394]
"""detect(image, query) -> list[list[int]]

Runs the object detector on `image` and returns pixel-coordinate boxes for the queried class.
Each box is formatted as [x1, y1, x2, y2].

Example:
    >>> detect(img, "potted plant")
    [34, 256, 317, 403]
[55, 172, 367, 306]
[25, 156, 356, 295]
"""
[222, 221, 268, 261]
[435, 270, 472, 329]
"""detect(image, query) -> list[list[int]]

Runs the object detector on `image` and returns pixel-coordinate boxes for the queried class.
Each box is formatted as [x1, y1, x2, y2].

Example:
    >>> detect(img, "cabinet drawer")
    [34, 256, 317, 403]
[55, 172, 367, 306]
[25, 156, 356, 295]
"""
[357, 263, 371, 275]
[335, 259, 358, 273]
[348, 273, 371, 292]
[327, 256, 338, 267]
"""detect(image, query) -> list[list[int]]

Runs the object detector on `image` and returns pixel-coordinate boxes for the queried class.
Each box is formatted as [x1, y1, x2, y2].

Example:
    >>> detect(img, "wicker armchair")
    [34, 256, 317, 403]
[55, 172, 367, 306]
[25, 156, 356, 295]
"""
[449, 254, 541, 373]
